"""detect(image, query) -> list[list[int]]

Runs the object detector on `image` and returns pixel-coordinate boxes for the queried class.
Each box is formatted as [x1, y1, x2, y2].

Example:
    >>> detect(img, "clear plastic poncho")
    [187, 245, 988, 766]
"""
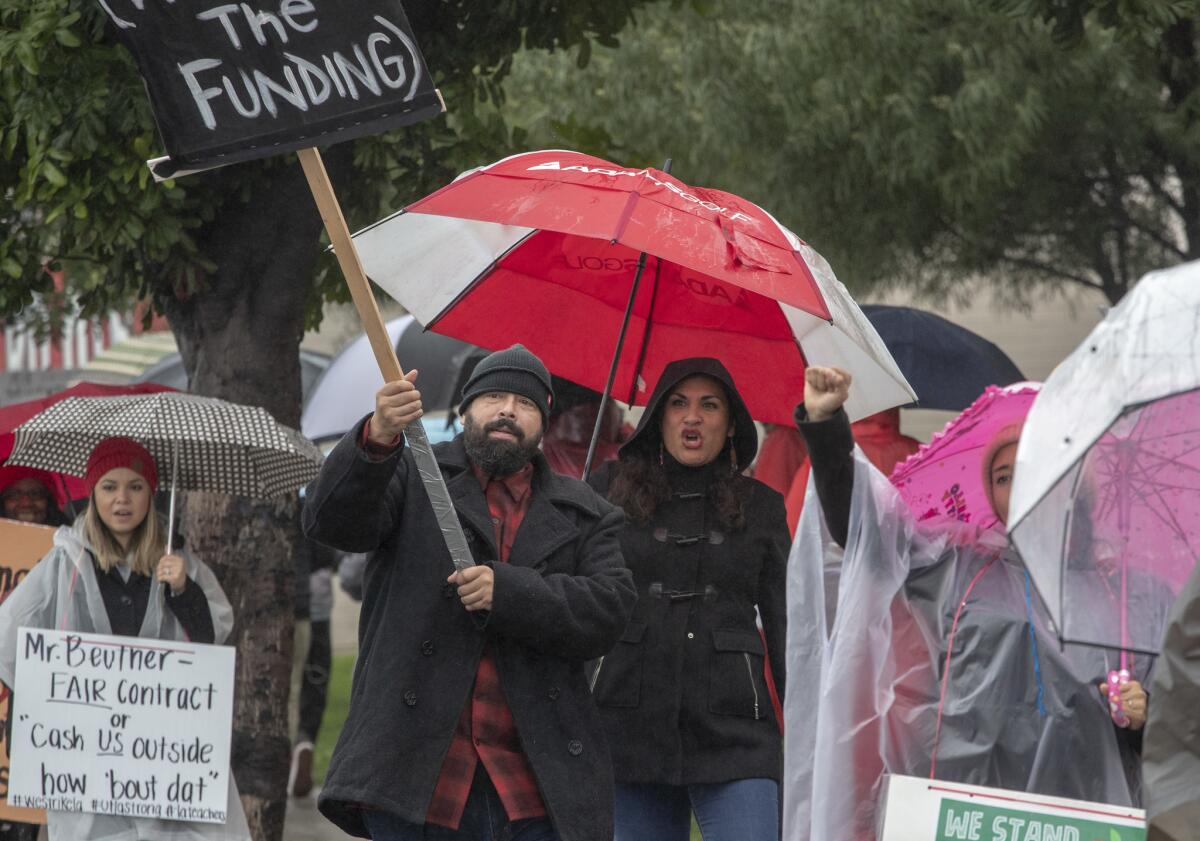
[784, 452, 1136, 841]
[0, 522, 249, 841]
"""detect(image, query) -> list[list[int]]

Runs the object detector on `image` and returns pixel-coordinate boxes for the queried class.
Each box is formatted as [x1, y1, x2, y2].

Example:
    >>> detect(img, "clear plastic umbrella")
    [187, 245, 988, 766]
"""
[1010, 260, 1200, 660]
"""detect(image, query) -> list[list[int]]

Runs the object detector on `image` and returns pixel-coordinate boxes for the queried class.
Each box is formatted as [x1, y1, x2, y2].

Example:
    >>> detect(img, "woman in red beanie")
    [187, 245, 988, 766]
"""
[0, 437, 251, 840]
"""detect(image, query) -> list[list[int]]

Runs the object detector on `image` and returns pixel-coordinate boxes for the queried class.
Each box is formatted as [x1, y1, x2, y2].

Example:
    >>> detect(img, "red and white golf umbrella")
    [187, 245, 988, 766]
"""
[350, 150, 913, 426]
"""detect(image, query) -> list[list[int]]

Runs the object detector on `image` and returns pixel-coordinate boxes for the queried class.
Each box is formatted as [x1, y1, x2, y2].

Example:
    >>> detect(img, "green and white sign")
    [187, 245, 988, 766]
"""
[878, 775, 1145, 841]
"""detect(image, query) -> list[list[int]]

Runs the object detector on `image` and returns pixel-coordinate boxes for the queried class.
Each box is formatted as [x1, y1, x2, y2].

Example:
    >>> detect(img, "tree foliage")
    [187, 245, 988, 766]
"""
[506, 0, 1200, 303]
[0, 0, 651, 325]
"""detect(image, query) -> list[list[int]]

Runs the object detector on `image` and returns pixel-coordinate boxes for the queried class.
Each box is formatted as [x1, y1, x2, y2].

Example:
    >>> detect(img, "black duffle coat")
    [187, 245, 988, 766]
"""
[303, 421, 636, 840]
[589, 358, 790, 786]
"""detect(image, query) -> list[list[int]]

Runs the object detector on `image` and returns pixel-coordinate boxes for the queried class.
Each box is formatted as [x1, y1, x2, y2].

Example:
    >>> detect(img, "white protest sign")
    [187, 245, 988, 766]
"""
[877, 775, 1146, 841]
[7, 628, 235, 824]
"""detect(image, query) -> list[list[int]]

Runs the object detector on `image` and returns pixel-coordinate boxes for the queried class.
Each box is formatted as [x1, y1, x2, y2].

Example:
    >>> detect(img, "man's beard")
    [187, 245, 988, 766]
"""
[463, 415, 542, 476]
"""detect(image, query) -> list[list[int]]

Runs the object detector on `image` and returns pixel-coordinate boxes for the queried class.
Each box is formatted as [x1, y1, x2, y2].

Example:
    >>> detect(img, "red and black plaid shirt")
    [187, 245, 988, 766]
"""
[424, 461, 547, 830]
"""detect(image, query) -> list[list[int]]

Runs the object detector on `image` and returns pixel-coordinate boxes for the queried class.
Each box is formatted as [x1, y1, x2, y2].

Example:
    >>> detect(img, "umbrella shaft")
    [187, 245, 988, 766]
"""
[166, 439, 180, 554]
[583, 251, 649, 480]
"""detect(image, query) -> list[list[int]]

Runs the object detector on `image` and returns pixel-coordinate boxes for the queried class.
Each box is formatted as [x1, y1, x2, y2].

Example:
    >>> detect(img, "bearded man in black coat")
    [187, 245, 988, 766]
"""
[303, 345, 635, 841]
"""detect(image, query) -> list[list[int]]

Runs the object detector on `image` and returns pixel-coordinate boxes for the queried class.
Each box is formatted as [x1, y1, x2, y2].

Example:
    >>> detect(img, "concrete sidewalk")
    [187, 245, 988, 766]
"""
[283, 584, 361, 839]
[284, 790, 354, 840]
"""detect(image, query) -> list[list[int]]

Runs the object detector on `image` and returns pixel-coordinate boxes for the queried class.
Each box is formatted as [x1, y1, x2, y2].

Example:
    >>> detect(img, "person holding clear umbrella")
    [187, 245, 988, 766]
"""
[786, 367, 1138, 841]
[0, 437, 251, 841]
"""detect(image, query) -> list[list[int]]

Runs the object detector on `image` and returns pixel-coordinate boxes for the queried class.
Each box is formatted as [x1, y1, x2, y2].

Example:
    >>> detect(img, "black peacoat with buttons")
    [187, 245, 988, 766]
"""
[303, 420, 635, 840]
[588, 358, 791, 787]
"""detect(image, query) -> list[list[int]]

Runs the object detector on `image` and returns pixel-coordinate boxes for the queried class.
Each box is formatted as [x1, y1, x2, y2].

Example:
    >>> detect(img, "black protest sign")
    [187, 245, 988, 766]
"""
[99, 0, 442, 175]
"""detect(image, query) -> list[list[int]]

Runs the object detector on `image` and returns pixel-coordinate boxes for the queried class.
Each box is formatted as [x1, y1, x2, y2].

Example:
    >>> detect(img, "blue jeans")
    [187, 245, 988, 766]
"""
[362, 767, 560, 841]
[614, 779, 779, 841]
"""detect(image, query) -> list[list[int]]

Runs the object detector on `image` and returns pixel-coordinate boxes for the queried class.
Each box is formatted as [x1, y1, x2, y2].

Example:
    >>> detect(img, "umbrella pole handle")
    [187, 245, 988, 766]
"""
[582, 158, 673, 481]
[166, 439, 179, 554]
[583, 251, 649, 481]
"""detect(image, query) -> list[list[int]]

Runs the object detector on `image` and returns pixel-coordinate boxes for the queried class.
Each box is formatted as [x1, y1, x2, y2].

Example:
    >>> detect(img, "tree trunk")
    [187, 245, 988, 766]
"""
[161, 157, 330, 841]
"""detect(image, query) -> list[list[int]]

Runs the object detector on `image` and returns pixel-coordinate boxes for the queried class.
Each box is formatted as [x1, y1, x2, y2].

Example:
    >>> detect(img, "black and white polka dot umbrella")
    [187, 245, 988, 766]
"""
[5, 393, 323, 499]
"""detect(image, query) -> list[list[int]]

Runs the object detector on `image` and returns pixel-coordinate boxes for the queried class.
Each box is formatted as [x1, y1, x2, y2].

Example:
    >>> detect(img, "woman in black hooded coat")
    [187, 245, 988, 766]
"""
[589, 358, 790, 841]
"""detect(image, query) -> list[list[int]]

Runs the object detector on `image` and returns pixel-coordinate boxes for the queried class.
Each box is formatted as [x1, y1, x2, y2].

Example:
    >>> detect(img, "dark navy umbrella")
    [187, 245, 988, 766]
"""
[861, 305, 1024, 411]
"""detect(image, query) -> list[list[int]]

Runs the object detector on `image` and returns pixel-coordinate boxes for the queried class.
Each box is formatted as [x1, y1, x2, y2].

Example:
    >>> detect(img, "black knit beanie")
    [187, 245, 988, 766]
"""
[459, 344, 554, 425]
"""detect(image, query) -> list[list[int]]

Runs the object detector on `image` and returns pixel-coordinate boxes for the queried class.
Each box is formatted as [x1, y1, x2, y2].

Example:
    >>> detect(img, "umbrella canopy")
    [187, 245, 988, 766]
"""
[301, 315, 477, 445]
[6, 392, 322, 498]
[861, 304, 1024, 410]
[349, 150, 914, 425]
[0, 381, 176, 501]
[1010, 260, 1200, 656]
[889, 382, 1040, 532]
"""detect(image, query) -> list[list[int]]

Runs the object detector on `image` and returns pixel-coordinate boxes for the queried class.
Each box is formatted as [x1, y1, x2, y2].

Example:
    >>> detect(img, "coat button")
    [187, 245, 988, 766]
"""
[421, 640, 435, 656]
[548, 687, 560, 700]
[687, 632, 694, 639]
[404, 690, 418, 707]
[567, 739, 583, 756]
[442, 583, 456, 599]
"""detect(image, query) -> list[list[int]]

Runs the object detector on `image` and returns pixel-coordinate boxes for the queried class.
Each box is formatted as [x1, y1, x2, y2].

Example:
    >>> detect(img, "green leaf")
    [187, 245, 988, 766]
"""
[1, 258, 22, 279]
[14, 41, 39, 76]
[42, 161, 68, 187]
[54, 29, 82, 48]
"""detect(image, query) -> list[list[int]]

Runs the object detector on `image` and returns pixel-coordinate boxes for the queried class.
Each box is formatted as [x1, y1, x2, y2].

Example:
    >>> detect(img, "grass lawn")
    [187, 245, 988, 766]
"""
[312, 653, 703, 839]
[313, 653, 355, 785]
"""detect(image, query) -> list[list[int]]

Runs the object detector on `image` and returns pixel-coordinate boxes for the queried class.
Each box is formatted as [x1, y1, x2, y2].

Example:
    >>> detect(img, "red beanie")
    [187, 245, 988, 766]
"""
[85, 437, 158, 493]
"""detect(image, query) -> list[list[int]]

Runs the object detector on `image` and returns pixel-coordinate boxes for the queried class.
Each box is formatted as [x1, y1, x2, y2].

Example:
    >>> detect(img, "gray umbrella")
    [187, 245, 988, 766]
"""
[5, 392, 324, 548]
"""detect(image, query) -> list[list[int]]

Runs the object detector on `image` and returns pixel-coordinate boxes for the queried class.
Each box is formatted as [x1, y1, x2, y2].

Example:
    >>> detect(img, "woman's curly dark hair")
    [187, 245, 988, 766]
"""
[608, 434, 749, 531]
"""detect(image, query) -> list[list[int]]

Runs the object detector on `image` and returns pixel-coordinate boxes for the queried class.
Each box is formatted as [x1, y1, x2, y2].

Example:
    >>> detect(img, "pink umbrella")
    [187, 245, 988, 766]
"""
[889, 383, 1041, 532]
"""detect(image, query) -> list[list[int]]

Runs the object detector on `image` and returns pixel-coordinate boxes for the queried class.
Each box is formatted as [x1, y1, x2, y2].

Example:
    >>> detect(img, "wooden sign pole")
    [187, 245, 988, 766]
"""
[297, 148, 404, 383]
[296, 146, 473, 570]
